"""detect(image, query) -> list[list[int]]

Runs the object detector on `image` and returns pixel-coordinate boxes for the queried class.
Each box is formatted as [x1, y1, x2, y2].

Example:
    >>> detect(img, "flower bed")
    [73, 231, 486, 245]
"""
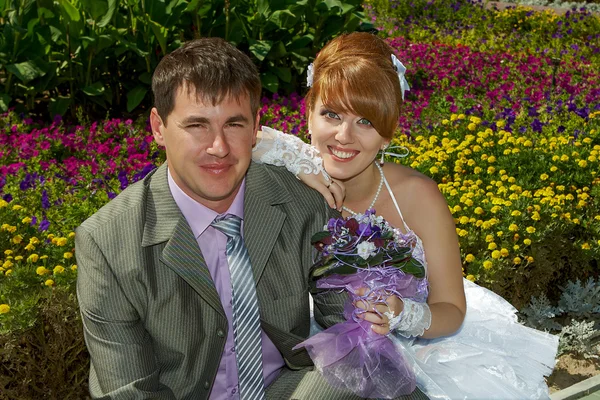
[1, 0, 599, 395]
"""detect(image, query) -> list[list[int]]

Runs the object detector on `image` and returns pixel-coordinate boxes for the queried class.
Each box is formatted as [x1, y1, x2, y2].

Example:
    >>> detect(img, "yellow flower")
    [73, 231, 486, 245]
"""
[578, 160, 588, 168]
[550, 166, 558, 172]
[55, 237, 68, 246]
[513, 257, 522, 265]
[474, 207, 484, 215]
[21, 217, 32, 224]
[0, 304, 10, 314]
[527, 256, 534, 263]
[429, 166, 439, 174]
[28, 254, 39, 263]
[29, 237, 40, 245]
[47, 233, 55, 240]
[12, 204, 23, 211]
[474, 167, 482, 174]
[12, 235, 23, 244]
[487, 156, 497, 163]
[450, 114, 458, 121]
[4, 250, 13, 256]
[509, 223, 518, 232]
[458, 229, 468, 237]
[63, 252, 73, 259]
[540, 173, 548, 181]
[24, 243, 35, 251]
[458, 114, 465, 119]
[483, 260, 493, 270]
[2, 260, 13, 269]
[496, 120, 505, 128]
[442, 119, 449, 125]
[523, 238, 532, 245]
[500, 248, 509, 257]
[36, 266, 50, 275]
[560, 154, 569, 162]
[44, 279, 55, 287]
[513, 245, 520, 250]
[491, 250, 501, 259]
[40, 255, 48, 260]
[488, 242, 498, 250]
[466, 274, 476, 282]
[0, 199, 7, 208]
[465, 254, 475, 262]
[532, 212, 540, 221]
[487, 166, 496, 174]
[68, 232, 75, 239]
[511, 210, 522, 217]
[459, 216, 469, 224]
[468, 123, 477, 131]
[582, 243, 591, 250]
[53, 265, 65, 274]
[485, 234, 494, 242]
[5, 269, 12, 276]
[70, 264, 78, 271]
[14, 256, 23, 261]
[526, 226, 536, 233]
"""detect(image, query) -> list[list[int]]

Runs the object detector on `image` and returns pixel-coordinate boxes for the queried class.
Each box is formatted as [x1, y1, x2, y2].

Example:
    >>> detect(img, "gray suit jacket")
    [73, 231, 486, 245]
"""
[76, 162, 345, 399]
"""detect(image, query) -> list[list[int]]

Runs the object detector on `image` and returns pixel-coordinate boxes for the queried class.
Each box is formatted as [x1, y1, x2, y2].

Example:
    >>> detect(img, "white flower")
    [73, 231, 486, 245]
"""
[357, 241, 377, 260]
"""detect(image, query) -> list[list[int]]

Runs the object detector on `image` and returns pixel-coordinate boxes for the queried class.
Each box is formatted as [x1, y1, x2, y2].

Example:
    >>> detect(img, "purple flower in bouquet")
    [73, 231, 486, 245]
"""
[294, 210, 428, 399]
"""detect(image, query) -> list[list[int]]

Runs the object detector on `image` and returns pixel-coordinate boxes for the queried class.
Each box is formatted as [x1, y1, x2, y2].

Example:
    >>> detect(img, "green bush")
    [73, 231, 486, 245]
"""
[0, 0, 371, 121]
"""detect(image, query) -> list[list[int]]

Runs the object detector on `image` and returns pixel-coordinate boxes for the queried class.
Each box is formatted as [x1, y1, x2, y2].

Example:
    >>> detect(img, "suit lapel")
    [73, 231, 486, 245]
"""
[142, 164, 225, 317]
[244, 163, 292, 284]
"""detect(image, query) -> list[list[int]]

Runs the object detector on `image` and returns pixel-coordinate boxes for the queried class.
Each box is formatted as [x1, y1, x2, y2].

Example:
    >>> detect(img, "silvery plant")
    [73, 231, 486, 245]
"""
[520, 278, 600, 359]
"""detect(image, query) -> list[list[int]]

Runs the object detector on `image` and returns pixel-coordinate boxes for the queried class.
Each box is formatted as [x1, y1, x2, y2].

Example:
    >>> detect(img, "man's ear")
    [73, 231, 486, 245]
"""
[150, 108, 166, 147]
[252, 109, 260, 146]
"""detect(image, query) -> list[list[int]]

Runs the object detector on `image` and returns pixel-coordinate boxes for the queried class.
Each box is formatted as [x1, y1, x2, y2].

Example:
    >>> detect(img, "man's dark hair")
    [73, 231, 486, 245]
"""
[152, 37, 261, 123]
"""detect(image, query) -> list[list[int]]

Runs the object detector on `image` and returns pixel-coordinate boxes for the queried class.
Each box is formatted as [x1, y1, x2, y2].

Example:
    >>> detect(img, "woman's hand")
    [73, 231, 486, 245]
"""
[297, 171, 345, 210]
[354, 288, 404, 335]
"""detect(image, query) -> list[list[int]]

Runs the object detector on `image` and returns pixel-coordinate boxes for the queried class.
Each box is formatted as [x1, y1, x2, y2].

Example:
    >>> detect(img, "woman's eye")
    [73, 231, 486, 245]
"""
[325, 111, 339, 119]
[358, 118, 372, 126]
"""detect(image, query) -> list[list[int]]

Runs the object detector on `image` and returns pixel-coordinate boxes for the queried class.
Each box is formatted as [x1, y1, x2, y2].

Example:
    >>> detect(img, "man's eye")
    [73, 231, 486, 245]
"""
[228, 123, 244, 128]
[358, 118, 372, 126]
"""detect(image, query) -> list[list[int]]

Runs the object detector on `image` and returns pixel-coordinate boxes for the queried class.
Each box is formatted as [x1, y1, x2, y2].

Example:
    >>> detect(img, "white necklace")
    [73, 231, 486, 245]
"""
[342, 163, 384, 216]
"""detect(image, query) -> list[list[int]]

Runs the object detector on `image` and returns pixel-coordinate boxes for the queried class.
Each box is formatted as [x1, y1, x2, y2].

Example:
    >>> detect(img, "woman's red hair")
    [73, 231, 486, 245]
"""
[306, 32, 404, 140]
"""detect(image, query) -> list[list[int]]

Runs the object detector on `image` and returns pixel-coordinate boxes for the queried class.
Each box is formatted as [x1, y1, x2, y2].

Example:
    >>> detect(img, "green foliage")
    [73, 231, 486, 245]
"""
[0, 0, 371, 120]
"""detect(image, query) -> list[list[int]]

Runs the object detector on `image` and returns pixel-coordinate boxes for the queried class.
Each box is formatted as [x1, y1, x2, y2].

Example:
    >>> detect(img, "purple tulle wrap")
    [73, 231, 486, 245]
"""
[294, 268, 428, 399]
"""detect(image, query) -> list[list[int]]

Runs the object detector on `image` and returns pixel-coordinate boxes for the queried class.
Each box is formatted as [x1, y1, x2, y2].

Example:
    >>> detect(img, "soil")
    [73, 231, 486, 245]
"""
[548, 353, 600, 393]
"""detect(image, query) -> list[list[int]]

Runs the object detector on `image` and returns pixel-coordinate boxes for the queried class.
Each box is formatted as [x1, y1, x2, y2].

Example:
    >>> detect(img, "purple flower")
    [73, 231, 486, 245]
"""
[118, 171, 129, 190]
[107, 192, 117, 199]
[41, 189, 51, 209]
[39, 218, 50, 232]
[531, 118, 543, 133]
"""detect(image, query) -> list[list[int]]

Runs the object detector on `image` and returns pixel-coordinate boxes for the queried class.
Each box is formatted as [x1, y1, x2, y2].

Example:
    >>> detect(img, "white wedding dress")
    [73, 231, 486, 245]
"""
[253, 126, 559, 400]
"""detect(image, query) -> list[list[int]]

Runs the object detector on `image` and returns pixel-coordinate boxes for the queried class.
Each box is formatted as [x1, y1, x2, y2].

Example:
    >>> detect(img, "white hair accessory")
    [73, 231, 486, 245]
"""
[391, 54, 410, 100]
[306, 63, 314, 87]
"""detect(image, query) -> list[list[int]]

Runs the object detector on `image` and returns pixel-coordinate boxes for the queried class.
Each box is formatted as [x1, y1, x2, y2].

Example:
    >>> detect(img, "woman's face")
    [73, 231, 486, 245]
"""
[309, 97, 388, 181]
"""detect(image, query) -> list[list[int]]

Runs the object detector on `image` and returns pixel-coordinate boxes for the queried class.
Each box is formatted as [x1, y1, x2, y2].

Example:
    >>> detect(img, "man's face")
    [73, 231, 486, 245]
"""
[151, 87, 259, 213]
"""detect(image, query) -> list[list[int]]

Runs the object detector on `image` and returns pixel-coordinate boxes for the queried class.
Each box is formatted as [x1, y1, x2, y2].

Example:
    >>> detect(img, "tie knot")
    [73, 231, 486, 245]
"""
[211, 214, 242, 239]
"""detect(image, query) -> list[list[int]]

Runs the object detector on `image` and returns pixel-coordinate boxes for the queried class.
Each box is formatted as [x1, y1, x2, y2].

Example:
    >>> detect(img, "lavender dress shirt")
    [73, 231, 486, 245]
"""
[168, 170, 285, 400]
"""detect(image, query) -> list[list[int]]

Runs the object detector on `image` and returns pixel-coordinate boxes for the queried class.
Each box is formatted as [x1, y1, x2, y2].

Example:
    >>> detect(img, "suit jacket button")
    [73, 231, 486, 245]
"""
[204, 381, 210, 390]
[216, 329, 225, 338]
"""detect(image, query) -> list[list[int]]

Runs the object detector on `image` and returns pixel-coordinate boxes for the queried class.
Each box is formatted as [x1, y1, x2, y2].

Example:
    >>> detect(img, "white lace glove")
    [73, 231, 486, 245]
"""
[253, 126, 329, 180]
[385, 298, 432, 338]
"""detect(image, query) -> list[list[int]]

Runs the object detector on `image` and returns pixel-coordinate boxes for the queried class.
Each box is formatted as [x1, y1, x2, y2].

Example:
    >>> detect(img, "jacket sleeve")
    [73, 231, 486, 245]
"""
[75, 226, 176, 399]
[309, 201, 347, 329]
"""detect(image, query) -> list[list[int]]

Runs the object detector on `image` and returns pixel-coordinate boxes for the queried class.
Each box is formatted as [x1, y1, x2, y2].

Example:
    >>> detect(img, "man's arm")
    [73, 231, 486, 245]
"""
[309, 201, 347, 329]
[76, 226, 175, 399]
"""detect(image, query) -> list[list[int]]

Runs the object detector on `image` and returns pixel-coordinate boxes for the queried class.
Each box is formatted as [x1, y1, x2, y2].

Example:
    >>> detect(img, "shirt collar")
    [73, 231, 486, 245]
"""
[167, 168, 245, 238]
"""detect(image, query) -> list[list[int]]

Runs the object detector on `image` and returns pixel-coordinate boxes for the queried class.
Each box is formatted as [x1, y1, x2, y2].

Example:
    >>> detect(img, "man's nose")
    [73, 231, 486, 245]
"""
[206, 131, 230, 158]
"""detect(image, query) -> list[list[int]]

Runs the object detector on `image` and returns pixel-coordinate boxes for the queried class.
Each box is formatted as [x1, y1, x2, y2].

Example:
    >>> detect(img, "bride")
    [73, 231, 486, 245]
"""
[252, 32, 558, 399]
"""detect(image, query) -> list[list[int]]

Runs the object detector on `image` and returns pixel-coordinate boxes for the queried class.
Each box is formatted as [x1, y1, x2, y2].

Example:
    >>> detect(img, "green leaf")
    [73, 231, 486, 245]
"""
[270, 66, 291, 83]
[249, 40, 273, 62]
[0, 93, 11, 113]
[268, 41, 287, 59]
[49, 96, 71, 117]
[98, 0, 117, 27]
[261, 72, 279, 93]
[139, 72, 152, 85]
[82, 82, 105, 96]
[57, 0, 81, 23]
[6, 61, 45, 83]
[127, 86, 148, 112]
[257, 0, 270, 14]
[269, 9, 298, 29]
[147, 17, 168, 56]
[311, 230, 332, 244]
[288, 35, 313, 50]
[81, 0, 108, 21]
[37, 7, 56, 19]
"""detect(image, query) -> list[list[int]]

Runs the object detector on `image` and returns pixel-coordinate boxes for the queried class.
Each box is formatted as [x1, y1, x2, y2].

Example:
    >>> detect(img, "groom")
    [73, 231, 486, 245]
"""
[75, 38, 346, 399]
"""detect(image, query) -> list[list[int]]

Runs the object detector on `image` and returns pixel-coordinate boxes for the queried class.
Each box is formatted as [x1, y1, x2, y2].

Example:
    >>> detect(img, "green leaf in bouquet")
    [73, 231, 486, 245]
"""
[394, 257, 426, 279]
[310, 230, 331, 244]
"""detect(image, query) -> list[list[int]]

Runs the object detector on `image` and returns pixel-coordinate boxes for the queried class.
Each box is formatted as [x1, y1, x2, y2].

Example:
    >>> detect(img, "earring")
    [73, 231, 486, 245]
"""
[379, 145, 387, 166]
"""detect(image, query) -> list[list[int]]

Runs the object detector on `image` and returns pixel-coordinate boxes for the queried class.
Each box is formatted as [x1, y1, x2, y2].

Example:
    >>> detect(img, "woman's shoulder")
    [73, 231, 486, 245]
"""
[383, 163, 440, 197]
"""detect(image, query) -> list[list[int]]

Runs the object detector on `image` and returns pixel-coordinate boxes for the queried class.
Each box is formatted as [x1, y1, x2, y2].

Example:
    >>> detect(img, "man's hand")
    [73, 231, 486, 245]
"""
[354, 288, 404, 335]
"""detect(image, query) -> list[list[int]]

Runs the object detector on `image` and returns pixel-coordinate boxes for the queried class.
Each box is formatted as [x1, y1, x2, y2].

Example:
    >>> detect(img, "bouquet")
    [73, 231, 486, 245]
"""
[293, 210, 428, 399]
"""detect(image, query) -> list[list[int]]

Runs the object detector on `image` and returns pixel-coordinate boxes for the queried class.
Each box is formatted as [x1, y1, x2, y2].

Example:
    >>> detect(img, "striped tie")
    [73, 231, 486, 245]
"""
[211, 215, 265, 400]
